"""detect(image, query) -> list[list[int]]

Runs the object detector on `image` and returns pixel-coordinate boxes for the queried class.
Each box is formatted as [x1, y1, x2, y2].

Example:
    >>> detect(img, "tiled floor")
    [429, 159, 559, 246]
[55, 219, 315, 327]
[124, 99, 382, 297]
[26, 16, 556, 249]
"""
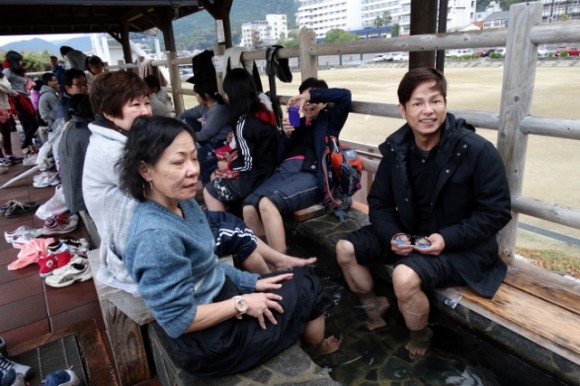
[0, 143, 159, 385]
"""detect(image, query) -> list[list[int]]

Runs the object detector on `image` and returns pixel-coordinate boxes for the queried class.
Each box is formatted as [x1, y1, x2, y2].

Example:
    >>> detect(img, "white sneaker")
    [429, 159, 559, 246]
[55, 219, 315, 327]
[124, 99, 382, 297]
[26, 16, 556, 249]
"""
[45, 257, 92, 288]
[4, 226, 42, 244]
[0, 354, 32, 379]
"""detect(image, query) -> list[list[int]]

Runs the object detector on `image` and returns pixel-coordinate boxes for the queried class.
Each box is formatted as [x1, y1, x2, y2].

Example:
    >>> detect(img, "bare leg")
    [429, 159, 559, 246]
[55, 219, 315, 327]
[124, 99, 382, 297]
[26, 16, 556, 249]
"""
[256, 238, 316, 271]
[301, 314, 342, 357]
[258, 197, 287, 253]
[203, 187, 225, 211]
[336, 240, 390, 330]
[243, 204, 265, 237]
[239, 252, 270, 275]
[392, 264, 432, 360]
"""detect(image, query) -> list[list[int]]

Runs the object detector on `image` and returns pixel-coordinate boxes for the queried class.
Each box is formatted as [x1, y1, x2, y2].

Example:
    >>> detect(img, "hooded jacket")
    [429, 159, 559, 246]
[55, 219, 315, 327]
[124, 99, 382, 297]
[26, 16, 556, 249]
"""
[38, 85, 59, 127]
[368, 113, 512, 298]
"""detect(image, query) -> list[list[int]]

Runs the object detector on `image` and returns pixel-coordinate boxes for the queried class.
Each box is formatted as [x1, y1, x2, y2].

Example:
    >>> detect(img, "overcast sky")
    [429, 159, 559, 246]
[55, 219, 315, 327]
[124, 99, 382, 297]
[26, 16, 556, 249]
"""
[0, 33, 86, 46]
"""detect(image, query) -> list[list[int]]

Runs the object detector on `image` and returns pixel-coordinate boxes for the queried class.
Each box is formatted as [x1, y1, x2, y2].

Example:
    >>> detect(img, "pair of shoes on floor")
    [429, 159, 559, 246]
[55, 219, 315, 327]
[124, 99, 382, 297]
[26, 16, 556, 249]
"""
[42, 213, 79, 235]
[33, 172, 60, 189]
[0, 353, 32, 381]
[45, 255, 92, 288]
[2, 201, 39, 218]
[42, 368, 80, 386]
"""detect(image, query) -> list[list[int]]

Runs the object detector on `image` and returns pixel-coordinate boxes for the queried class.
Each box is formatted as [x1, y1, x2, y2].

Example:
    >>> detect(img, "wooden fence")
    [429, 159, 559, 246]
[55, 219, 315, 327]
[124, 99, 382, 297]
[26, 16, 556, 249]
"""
[127, 1, 578, 264]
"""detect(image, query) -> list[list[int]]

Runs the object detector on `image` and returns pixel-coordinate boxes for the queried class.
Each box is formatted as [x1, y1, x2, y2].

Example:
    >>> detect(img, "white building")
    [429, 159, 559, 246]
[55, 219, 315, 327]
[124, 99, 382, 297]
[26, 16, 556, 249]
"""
[240, 14, 288, 48]
[300, 0, 475, 39]
[296, 0, 363, 40]
[446, 0, 476, 31]
[476, 0, 502, 21]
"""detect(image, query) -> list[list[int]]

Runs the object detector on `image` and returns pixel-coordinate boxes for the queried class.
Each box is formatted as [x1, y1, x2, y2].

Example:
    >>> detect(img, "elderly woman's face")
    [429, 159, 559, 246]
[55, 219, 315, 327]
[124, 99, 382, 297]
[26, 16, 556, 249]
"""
[115, 95, 152, 131]
[142, 131, 200, 205]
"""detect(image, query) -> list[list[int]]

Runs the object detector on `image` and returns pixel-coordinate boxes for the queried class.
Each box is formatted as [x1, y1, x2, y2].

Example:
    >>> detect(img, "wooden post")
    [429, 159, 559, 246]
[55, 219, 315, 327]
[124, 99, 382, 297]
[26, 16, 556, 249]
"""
[166, 51, 185, 115]
[496, 2, 543, 263]
[299, 30, 318, 81]
[409, 0, 437, 69]
[213, 43, 226, 94]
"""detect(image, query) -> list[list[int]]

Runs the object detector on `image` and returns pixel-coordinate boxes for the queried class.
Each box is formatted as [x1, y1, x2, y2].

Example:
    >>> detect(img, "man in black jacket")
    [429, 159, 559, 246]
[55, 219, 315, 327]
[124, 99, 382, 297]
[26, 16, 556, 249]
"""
[335, 67, 511, 360]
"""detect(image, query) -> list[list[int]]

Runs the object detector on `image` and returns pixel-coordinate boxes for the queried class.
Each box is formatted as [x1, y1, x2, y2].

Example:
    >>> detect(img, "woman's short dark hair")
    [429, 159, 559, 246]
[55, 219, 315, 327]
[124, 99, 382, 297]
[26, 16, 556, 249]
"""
[118, 116, 196, 201]
[298, 78, 328, 93]
[89, 71, 149, 119]
[397, 67, 447, 106]
[222, 68, 262, 125]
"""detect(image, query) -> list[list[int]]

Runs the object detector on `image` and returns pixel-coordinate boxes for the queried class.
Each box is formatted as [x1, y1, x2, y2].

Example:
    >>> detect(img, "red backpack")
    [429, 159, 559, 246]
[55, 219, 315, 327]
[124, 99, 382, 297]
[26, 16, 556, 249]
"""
[321, 135, 363, 220]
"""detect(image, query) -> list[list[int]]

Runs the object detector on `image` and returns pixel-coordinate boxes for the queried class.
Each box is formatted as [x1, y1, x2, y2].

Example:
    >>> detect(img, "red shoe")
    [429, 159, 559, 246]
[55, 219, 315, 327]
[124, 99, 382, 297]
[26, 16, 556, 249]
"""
[38, 254, 57, 277]
[47, 242, 73, 269]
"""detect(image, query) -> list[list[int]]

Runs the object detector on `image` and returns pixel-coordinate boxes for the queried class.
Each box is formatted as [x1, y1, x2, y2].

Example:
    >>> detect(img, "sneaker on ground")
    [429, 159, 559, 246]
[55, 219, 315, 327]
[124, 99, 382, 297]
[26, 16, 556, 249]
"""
[59, 237, 90, 257]
[32, 172, 60, 189]
[6, 155, 23, 164]
[0, 158, 12, 167]
[1, 201, 36, 215]
[37, 254, 57, 278]
[0, 354, 32, 379]
[0, 368, 26, 386]
[43, 369, 80, 386]
[42, 214, 79, 235]
[47, 242, 74, 269]
[3, 202, 39, 218]
[4, 225, 43, 244]
[45, 256, 92, 288]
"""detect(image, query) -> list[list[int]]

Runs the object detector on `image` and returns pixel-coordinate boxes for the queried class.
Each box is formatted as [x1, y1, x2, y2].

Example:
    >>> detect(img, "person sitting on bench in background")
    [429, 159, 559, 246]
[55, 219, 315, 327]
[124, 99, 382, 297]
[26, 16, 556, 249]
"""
[335, 67, 511, 360]
[243, 78, 351, 253]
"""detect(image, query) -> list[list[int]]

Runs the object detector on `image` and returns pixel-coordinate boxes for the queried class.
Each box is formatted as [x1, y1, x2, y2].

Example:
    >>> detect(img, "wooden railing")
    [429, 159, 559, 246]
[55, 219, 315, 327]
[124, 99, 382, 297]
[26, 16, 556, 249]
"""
[123, 1, 578, 264]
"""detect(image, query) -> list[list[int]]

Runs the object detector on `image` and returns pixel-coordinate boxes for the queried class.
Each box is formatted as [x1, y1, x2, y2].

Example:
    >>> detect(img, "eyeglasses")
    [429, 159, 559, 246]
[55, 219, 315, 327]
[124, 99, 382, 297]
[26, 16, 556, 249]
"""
[72, 82, 90, 87]
[393, 233, 431, 248]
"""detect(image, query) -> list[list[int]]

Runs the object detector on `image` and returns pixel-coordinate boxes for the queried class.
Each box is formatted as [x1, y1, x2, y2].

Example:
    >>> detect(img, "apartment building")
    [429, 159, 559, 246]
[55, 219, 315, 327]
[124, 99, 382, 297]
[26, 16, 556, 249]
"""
[296, 0, 363, 40]
[240, 14, 288, 48]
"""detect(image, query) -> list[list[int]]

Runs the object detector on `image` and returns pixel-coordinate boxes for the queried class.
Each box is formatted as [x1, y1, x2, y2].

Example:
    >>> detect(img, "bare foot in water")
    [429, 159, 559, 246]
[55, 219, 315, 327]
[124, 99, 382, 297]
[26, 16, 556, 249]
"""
[362, 296, 390, 331]
[273, 256, 317, 271]
[305, 335, 343, 357]
[405, 326, 433, 360]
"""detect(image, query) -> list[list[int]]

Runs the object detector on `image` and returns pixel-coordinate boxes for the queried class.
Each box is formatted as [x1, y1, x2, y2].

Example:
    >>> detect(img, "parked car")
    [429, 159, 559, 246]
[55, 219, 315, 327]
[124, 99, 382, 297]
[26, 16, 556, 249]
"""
[537, 47, 549, 57]
[555, 47, 580, 56]
[372, 54, 390, 62]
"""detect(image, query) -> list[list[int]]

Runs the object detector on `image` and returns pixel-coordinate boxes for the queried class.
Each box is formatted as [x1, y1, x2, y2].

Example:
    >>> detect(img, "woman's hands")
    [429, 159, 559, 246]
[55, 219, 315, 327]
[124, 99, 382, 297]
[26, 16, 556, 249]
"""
[243, 273, 294, 329]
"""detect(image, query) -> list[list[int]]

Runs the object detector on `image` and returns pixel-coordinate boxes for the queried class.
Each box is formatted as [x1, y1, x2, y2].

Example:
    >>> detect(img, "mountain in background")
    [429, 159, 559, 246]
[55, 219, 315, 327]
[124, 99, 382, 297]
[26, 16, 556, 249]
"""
[1, 0, 298, 53]
[173, 0, 298, 50]
[0, 35, 92, 55]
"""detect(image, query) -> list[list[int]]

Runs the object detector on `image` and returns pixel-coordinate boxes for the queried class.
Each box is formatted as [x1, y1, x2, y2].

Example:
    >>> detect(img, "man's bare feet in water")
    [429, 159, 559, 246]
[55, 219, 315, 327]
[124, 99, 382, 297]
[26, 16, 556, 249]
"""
[360, 296, 390, 331]
[304, 335, 343, 357]
[272, 256, 317, 271]
[405, 326, 433, 360]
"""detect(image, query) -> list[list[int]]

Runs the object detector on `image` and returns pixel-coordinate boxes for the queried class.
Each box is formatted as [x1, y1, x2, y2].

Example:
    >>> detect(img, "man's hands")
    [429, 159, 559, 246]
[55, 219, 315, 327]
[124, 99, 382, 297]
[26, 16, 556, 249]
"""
[390, 233, 445, 256]
[243, 273, 294, 329]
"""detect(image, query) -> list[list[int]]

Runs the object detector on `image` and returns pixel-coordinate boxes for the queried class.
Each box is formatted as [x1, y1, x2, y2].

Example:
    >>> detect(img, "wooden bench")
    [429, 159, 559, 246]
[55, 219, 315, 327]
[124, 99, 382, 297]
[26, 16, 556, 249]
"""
[284, 205, 580, 385]
[87, 249, 340, 386]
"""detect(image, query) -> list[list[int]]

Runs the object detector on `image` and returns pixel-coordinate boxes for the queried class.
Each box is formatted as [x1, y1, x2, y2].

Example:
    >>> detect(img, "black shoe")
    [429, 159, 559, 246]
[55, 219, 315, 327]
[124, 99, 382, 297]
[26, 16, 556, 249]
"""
[4, 201, 39, 218]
